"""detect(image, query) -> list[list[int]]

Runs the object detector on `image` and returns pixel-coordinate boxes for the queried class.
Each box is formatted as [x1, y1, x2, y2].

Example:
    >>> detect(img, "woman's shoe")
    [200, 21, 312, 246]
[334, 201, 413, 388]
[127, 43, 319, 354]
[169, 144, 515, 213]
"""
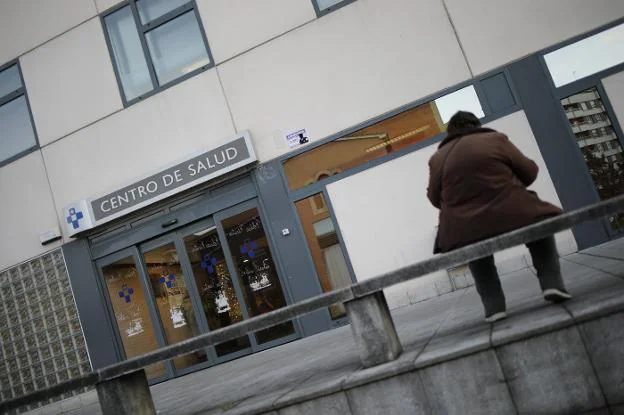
[543, 288, 572, 303]
[484, 311, 507, 323]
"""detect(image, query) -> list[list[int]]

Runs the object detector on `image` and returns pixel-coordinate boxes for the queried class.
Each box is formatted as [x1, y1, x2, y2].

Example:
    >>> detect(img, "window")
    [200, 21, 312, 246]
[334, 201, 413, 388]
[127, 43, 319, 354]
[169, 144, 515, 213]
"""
[0, 62, 38, 166]
[312, 0, 356, 16]
[283, 85, 484, 191]
[103, 0, 212, 104]
[544, 22, 624, 87]
[295, 193, 351, 319]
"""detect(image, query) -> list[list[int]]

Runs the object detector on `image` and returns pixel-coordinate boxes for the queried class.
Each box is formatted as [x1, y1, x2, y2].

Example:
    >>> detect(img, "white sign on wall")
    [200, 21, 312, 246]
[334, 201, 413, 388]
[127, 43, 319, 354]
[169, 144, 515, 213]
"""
[285, 129, 309, 148]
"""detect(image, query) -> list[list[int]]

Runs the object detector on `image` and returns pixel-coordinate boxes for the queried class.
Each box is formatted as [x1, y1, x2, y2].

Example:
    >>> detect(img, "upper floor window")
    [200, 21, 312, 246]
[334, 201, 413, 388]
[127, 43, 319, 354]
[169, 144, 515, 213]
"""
[312, 0, 356, 17]
[0, 62, 38, 167]
[103, 0, 213, 105]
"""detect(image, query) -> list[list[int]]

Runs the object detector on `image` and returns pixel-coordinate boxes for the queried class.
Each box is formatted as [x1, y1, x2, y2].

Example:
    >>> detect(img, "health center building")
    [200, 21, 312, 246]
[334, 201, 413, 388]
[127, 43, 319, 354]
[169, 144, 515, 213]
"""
[1, 0, 624, 406]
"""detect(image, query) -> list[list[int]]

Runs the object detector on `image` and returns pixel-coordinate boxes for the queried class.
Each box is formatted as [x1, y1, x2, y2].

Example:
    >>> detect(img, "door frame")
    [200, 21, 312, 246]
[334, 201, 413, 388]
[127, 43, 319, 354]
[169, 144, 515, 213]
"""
[174, 217, 256, 364]
[138, 233, 215, 376]
[213, 198, 302, 352]
[94, 246, 174, 383]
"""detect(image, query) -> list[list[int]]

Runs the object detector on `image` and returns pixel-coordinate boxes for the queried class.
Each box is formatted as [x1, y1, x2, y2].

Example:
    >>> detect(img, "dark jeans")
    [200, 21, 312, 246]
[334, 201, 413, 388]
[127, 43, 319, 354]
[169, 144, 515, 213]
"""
[468, 235, 566, 316]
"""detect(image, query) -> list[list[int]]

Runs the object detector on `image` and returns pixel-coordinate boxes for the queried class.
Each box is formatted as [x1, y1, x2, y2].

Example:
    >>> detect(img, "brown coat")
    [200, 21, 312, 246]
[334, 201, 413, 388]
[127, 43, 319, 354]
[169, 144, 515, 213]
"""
[427, 128, 562, 253]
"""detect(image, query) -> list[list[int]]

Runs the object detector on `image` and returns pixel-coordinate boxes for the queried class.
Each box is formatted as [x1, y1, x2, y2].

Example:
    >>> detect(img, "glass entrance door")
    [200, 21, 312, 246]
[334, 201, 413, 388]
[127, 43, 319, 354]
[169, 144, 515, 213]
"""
[97, 199, 299, 380]
[560, 86, 624, 233]
[140, 239, 210, 374]
[214, 202, 296, 346]
[97, 248, 170, 381]
[181, 223, 252, 358]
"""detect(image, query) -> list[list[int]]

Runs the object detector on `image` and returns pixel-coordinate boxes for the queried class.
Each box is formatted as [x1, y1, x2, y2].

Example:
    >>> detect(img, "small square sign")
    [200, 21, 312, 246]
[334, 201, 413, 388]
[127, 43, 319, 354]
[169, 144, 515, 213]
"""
[285, 129, 309, 148]
[63, 200, 93, 237]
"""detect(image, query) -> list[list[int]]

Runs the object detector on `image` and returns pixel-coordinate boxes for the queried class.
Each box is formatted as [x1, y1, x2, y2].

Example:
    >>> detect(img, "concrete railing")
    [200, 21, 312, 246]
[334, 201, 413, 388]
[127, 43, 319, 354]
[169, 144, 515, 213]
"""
[2, 195, 624, 414]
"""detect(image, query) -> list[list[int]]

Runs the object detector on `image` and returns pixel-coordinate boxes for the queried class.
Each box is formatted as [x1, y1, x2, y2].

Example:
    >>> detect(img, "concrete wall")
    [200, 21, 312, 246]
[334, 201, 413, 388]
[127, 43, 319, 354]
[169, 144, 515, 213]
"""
[197, 0, 316, 64]
[0, 0, 96, 64]
[20, 18, 122, 146]
[444, 0, 624, 75]
[217, 0, 470, 162]
[0, 151, 61, 270]
[41, 69, 235, 242]
[327, 110, 577, 309]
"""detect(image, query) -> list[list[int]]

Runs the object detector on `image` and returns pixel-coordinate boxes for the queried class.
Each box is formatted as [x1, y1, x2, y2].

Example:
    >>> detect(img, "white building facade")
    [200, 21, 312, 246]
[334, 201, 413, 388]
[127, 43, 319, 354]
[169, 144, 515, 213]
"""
[1, 0, 624, 404]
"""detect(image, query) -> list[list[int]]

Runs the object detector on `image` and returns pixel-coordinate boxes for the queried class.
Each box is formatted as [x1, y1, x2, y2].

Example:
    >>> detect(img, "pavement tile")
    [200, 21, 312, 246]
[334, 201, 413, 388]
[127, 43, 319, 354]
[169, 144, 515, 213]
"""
[581, 238, 624, 260]
[565, 253, 624, 278]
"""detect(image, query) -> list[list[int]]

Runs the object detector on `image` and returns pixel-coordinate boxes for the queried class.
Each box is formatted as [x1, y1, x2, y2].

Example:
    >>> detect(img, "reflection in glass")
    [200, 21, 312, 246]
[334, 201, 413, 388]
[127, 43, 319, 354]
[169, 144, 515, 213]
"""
[104, 6, 154, 101]
[561, 87, 624, 231]
[283, 86, 484, 191]
[434, 86, 484, 123]
[0, 96, 37, 162]
[137, 0, 190, 23]
[143, 243, 208, 370]
[101, 256, 166, 380]
[545, 23, 624, 87]
[0, 64, 21, 98]
[145, 11, 210, 86]
[222, 209, 295, 344]
[295, 194, 351, 319]
[183, 227, 251, 357]
[316, 0, 348, 11]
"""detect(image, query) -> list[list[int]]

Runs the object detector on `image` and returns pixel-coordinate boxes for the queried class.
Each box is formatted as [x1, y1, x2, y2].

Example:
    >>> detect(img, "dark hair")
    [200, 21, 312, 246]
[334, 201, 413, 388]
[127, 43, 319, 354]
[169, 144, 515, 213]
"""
[447, 111, 481, 135]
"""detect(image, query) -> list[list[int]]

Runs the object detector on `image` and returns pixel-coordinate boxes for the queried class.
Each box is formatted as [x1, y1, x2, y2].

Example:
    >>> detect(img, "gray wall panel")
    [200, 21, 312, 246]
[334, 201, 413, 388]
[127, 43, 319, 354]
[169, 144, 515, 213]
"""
[254, 161, 333, 336]
[63, 239, 119, 369]
[508, 55, 608, 249]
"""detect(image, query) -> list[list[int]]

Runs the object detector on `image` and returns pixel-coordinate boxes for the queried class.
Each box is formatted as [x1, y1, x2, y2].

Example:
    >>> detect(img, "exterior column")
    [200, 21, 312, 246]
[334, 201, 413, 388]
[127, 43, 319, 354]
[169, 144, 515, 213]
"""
[345, 291, 403, 367]
[96, 369, 156, 415]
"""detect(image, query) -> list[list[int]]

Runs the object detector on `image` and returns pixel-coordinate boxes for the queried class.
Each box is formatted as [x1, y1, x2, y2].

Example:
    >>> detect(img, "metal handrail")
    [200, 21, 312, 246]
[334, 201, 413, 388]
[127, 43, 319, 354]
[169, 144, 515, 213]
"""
[2, 194, 624, 412]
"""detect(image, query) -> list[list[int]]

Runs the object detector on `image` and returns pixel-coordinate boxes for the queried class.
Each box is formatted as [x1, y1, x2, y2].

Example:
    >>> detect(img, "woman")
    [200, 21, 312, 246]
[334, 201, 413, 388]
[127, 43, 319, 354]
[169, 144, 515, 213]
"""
[427, 111, 571, 322]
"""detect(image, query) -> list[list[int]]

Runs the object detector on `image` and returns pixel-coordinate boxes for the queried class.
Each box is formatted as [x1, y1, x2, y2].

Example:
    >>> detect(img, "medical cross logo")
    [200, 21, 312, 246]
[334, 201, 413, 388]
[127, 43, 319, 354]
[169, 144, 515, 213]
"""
[159, 274, 176, 288]
[240, 239, 258, 258]
[66, 208, 84, 230]
[118, 285, 135, 303]
[200, 255, 218, 274]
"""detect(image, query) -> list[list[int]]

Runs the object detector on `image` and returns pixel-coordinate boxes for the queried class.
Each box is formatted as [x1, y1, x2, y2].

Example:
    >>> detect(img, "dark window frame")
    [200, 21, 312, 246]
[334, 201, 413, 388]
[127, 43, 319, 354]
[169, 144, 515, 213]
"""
[101, 0, 215, 107]
[311, 0, 357, 17]
[0, 60, 39, 168]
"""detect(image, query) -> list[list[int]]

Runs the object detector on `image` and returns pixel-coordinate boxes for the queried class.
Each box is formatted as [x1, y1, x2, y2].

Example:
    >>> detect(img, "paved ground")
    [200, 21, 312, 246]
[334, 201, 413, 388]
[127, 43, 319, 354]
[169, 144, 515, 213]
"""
[24, 238, 624, 414]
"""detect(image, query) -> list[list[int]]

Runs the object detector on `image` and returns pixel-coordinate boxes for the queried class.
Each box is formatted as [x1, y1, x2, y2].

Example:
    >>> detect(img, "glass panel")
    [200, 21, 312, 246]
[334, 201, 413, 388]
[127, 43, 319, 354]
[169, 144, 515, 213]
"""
[283, 85, 484, 191]
[561, 87, 624, 232]
[316, 0, 348, 11]
[137, 0, 190, 24]
[143, 242, 208, 370]
[0, 96, 37, 162]
[295, 194, 351, 319]
[183, 226, 251, 357]
[101, 256, 166, 380]
[104, 6, 154, 101]
[545, 23, 624, 87]
[221, 208, 295, 344]
[0, 65, 21, 98]
[145, 11, 210, 86]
